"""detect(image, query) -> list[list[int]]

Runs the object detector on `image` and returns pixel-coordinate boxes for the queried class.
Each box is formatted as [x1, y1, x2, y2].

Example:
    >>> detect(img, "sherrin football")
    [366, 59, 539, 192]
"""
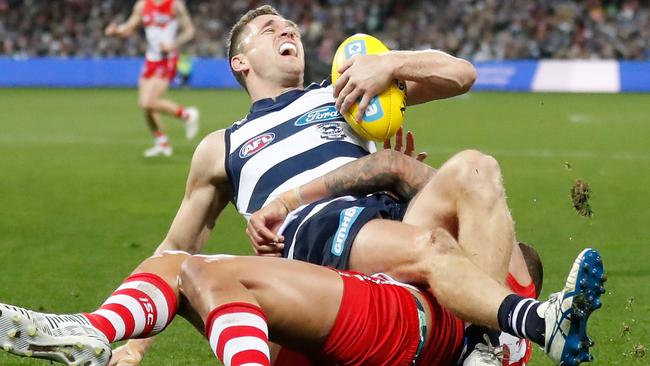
[331, 34, 406, 141]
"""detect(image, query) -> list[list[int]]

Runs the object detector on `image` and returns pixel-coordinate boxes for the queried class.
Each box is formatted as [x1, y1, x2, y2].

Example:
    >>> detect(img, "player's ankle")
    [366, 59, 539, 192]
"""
[497, 294, 545, 346]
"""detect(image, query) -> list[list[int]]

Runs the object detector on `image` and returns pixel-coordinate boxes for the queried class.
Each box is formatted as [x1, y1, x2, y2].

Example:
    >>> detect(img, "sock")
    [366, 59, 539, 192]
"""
[497, 294, 545, 346]
[205, 302, 270, 366]
[175, 106, 188, 120]
[153, 131, 170, 147]
[83, 272, 177, 342]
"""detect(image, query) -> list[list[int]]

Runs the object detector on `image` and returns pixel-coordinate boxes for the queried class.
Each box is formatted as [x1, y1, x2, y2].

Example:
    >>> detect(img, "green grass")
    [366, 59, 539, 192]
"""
[0, 89, 648, 365]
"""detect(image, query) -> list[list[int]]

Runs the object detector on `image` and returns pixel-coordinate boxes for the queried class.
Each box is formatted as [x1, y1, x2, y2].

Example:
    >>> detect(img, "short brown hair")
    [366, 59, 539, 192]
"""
[227, 5, 280, 89]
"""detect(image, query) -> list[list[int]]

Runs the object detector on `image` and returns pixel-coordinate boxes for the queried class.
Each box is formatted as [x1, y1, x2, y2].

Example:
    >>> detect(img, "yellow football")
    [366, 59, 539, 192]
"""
[331, 33, 406, 141]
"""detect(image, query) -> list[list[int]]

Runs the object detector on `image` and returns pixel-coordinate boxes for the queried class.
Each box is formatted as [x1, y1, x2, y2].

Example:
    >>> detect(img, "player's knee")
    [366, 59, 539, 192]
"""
[138, 97, 155, 111]
[447, 150, 503, 197]
[180, 254, 230, 284]
[137, 250, 190, 277]
[424, 229, 465, 297]
[392, 228, 455, 283]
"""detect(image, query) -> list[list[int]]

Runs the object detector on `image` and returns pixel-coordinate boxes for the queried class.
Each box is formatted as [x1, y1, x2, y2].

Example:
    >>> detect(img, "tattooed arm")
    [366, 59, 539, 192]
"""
[246, 149, 435, 255]
[298, 149, 434, 207]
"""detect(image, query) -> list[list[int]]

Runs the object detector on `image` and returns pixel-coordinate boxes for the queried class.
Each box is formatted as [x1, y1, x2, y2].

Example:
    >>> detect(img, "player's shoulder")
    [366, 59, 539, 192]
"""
[198, 129, 226, 151]
[134, 0, 146, 11]
[191, 130, 228, 180]
[173, 0, 188, 12]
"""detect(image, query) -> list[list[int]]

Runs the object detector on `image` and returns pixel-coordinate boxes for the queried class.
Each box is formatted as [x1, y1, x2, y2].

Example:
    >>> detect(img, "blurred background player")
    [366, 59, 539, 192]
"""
[105, 0, 199, 157]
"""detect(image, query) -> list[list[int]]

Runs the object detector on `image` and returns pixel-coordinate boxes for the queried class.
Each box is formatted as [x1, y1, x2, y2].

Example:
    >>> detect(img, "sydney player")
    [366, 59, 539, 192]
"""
[105, 0, 199, 157]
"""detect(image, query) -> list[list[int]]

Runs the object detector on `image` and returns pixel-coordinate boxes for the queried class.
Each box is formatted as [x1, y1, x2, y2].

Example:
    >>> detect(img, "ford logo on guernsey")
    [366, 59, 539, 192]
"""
[239, 133, 275, 158]
[295, 105, 342, 126]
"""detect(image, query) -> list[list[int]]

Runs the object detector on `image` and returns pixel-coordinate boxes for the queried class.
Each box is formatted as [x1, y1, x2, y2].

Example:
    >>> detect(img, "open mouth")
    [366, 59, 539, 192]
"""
[279, 42, 297, 57]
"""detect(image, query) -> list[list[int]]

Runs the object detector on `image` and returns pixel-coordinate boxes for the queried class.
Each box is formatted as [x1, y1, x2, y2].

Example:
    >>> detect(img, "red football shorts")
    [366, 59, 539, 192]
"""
[140, 54, 178, 81]
[322, 271, 463, 366]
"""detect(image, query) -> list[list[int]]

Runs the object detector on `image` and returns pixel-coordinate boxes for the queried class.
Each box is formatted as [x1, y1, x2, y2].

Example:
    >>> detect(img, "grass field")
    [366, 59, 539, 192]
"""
[0, 88, 648, 365]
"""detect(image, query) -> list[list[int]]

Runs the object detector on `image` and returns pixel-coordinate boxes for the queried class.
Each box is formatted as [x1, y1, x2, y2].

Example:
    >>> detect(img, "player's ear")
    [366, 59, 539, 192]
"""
[231, 54, 249, 73]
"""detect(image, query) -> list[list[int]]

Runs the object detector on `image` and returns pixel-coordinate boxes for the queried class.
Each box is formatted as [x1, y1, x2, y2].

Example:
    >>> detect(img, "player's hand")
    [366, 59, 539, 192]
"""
[246, 199, 287, 257]
[383, 127, 428, 162]
[160, 42, 174, 53]
[105, 23, 118, 36]
[108, 341, 146, 366]
[334, 54, 393, 122]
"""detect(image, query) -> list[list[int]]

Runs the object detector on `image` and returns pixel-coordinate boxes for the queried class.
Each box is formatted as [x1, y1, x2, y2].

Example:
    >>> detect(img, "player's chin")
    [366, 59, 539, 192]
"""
[279, 65, 304, 84]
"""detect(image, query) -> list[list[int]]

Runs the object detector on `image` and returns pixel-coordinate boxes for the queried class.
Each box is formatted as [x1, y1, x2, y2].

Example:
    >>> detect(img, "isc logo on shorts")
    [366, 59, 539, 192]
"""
[331, 206, 365, 256]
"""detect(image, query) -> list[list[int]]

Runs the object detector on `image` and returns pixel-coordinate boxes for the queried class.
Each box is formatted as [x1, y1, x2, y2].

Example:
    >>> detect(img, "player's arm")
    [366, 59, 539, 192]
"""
[288, 149, 433, 210]
[105, 0, 144, 38]
[334, 50, 476, 118]
[390, 50, 477, 105]
[247, 145, 434, 251]
[170, 1, 195, 50]
[109, 131, 231, 366]
[155, 130, 231, 254]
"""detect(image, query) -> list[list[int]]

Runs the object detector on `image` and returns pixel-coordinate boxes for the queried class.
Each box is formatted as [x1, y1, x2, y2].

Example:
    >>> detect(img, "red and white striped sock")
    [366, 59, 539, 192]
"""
[175, 106, 188, 120]
[153, 131, 170, 147]
[205, 302, 270, 366]
[83, 272, 177, 342]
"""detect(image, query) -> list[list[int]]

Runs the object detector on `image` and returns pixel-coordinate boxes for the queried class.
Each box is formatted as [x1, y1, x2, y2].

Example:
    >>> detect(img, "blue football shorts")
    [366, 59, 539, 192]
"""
[279, 193, 407, 269]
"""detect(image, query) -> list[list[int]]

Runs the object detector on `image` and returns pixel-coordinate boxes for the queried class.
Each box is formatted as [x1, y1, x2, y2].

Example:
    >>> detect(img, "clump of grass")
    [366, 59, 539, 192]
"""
[571, 179, 593, 218]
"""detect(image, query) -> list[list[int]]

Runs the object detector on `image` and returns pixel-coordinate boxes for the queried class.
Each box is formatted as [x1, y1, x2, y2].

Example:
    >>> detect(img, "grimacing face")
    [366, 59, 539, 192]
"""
[235, 14, 305, 87]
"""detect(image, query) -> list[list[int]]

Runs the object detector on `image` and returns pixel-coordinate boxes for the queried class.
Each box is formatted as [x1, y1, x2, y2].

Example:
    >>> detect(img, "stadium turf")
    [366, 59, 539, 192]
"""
[0, 88, 648, 365]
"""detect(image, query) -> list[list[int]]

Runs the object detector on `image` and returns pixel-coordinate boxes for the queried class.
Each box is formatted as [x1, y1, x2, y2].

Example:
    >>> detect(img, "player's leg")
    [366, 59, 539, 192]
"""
[350, 149, 518, 284]
[0, 251, 189, 365]
[146, 75, 200, 140]
[179, 255, 343, 366]
[397, 228, 606, 366]
[404, 149, 515, 281]
[139, 77, 172, 157]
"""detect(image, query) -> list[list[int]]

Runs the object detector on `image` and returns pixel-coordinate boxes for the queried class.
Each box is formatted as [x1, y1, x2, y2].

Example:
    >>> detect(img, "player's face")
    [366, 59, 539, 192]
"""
[238, 14, 305, 86]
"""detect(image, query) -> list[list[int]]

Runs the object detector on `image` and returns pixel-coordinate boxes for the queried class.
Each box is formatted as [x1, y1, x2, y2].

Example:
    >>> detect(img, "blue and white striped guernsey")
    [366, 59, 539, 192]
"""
[225, 81, 376, 219]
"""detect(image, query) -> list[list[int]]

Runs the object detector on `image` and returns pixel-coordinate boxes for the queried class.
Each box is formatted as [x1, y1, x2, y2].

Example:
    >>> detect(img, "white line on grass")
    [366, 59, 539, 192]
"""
[420, 147, 650, 162]
[1, 135, 649, 161]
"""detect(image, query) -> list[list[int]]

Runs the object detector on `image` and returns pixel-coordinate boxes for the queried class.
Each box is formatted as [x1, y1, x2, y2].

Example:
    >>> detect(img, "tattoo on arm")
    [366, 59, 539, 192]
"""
[323, 151, 435, 201]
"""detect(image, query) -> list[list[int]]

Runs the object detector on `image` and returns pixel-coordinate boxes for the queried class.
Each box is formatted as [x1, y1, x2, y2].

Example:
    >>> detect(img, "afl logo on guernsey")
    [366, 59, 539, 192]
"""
[295, 105, 342, 126]
[239, 133, 275, 158]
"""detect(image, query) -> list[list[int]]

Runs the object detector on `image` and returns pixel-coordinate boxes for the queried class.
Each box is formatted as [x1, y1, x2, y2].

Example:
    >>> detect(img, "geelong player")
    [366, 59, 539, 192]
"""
[105, 0, 199, 157]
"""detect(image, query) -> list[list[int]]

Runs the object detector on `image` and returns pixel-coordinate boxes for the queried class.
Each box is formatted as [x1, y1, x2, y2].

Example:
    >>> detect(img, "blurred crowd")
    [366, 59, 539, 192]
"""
[1, 0, 649, 63]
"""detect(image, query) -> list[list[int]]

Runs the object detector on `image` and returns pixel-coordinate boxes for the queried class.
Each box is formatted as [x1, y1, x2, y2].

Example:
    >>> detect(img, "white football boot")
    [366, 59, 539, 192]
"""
[538, 248, 605, 365]
[0, 303, 111, 365]
[184, 106, 200, 140]
[143, 144, 173, 157]
[463, 334, 504, 366]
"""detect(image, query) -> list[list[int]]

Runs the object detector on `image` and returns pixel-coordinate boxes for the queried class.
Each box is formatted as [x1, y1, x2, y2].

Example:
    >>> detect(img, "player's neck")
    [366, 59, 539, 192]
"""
[249, 83, 303, 103]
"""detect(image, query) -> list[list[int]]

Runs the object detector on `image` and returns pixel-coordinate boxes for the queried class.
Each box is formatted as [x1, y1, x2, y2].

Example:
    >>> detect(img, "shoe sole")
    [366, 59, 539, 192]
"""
[560, 248, 606, 366]
[143, 149, 173, 157]
[185, 117, 199, 140]
[0, 306, 111, 366]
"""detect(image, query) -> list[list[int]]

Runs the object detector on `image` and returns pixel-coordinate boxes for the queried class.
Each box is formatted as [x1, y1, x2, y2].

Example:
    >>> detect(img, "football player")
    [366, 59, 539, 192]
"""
[105, 0, 199, 157]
